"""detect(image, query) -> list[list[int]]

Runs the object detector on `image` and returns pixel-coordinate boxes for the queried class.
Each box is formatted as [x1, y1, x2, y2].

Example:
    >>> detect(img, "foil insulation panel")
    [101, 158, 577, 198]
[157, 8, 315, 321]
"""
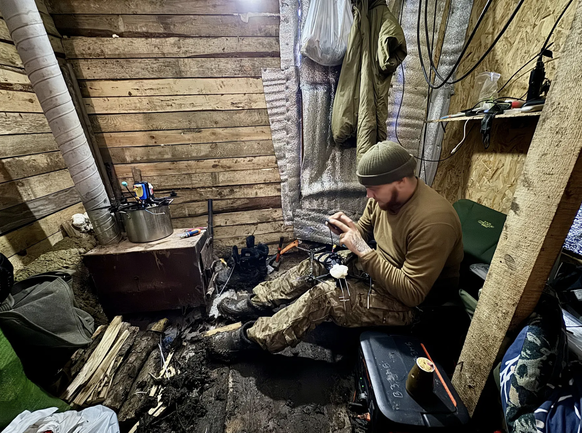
[262, 67, 301, 224]
[278, 0, 301, 70]
[565, 205, 582, 257]
[419, 0, 474, 185]
[385, 0, 444, 159]
[266, 0, 474, 242]
[293, 0, 368, 241]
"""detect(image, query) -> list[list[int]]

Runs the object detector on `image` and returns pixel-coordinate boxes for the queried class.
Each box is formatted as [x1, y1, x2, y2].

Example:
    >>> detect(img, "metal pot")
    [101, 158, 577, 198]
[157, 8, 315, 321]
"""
[120, 204, 173, 243]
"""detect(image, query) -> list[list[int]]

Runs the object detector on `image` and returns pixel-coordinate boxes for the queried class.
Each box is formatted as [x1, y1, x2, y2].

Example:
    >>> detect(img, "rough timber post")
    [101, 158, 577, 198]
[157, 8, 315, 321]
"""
[451, 0, 582, 416]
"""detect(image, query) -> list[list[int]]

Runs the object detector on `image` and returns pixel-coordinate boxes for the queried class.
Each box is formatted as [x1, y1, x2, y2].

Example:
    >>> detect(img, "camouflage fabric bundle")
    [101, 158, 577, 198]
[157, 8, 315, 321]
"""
[500, 294, 567, 432]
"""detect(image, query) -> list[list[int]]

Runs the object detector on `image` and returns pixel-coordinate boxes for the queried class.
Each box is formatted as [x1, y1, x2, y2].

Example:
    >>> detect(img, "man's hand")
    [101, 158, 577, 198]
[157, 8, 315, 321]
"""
[327, 213, 373, 258]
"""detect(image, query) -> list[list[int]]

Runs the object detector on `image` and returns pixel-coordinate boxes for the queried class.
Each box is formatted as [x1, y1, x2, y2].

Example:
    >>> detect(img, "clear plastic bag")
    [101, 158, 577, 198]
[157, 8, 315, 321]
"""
[300, 0, 353, 66]
[472, 71, 501, 109]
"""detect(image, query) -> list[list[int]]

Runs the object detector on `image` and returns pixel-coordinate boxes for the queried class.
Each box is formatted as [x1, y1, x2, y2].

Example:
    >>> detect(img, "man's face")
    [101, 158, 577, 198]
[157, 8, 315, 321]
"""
[366, 182, 400, 211]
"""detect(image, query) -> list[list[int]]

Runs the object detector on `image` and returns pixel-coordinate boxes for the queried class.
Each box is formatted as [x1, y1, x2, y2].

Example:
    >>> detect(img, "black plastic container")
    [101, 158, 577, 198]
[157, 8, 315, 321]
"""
[358, 332, 470, 432]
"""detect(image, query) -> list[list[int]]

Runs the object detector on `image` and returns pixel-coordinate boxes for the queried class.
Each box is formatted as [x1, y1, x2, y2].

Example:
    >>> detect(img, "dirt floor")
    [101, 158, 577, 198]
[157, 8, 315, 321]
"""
[12, 236, 500, 432]
[126, 247, 365, 433]
[14, 234, 108, 326]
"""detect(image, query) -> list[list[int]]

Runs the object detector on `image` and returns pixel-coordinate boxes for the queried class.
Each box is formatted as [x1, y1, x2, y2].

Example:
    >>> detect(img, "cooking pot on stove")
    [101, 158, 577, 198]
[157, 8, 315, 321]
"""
[120, 204, 173, 243]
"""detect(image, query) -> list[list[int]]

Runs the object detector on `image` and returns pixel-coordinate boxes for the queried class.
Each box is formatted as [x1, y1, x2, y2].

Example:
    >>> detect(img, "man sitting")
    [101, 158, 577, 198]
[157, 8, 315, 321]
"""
[209, 141, 463, 359]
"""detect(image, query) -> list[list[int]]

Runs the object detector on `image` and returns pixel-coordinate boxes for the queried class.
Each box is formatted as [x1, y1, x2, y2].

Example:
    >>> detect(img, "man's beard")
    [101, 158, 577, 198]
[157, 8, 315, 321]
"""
[377, 189, 400, 211]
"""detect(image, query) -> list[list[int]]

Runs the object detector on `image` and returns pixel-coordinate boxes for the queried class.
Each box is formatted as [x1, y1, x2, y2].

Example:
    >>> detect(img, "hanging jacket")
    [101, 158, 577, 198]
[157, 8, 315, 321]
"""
[331, 0, 407, 161]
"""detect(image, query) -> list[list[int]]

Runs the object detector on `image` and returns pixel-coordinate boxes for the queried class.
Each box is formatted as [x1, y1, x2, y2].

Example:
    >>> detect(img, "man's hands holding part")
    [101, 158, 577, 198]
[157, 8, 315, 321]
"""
[326, 212, 373, 258]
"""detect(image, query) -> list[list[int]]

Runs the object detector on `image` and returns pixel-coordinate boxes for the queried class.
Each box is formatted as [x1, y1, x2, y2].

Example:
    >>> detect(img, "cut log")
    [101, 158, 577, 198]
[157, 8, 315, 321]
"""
[147, 318, 169, 334]
[73, 326, 132, 406]
[87, 326, 139, 405]
[66, 325, 106, 379]
[117, 346, 161, 424]
[204, 322, 241, 337]
[103, 330, 159, 411]
[61, 316, 123, 401]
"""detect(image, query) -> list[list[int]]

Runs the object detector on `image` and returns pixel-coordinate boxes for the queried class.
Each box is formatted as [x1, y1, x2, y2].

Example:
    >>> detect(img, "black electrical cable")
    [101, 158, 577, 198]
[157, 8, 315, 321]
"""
[507, 57, 560, 87]
[424, 0, 493, 84]
[419, 0, 439, 176]
[418, 0, 526, 89]
[498, 0, 572, 94]
[393, 0, 406, 147]
[394, 62, 405, 147]
[497, 50, 546, 95]
[541, 0, 574, 53]
[412, 0, 572, 167]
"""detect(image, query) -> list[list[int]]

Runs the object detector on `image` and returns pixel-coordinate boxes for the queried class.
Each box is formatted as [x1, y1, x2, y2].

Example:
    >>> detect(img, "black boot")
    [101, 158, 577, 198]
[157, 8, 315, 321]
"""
[207, 322, 260, 362]
[218, 293, 273, 322]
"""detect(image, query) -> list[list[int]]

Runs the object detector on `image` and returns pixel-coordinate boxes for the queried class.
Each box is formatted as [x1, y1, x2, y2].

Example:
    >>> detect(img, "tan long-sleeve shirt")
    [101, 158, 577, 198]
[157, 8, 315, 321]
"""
[357, 179, 463, 308]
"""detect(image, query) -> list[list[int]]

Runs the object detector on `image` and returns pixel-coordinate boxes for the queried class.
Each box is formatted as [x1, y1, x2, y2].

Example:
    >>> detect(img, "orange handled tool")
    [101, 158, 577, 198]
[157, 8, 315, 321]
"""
[279, 240, 299, 256]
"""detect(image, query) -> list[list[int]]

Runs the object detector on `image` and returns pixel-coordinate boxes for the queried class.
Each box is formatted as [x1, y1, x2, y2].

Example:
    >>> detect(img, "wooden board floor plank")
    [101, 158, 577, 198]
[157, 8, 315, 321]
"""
[103, 140, 274, 164]
[79, 77, 264, 97]
[0, 151, 66, 183]
[0, 89, 43, 112]
[70, 57, 280, 80]
[116, 167, 281, 190]
[0, 133, 58, 158]
[53, 14, 279, 38]
[89, 109, 270, 133]
[0, 187, 80, 235]
[0, 66, 30, 85]
[172, 221, 289, 240]
[173, 208, 284, 229]
[46, 0, 280, 15]
[8, 230, 64, 270]
[214, 230, 294, 249]
[171, 196, 281, 218]
[160, 183, 281, 203]
[0, 112, 51, 135]
[85, 93, 266, 114]
[0, 202, 85, 258]
[96, 126, 272, 148]
[0, 169, 74, 210]
[0, 41, 22, 68]
[0, 19, 11, 40]
[63, 36, 279, 59]
[114, 155, 277, 177]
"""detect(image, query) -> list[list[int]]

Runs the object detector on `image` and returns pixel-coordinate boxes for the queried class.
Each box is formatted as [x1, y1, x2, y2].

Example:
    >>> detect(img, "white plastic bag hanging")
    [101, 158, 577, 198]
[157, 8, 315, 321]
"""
[300, 0, 353, 66]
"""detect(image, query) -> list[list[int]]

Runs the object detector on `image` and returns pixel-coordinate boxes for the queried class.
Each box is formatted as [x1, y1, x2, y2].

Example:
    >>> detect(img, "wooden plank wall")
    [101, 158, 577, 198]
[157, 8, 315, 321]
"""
[432, 0, 576, 214]
[0, 2, 85, 269]
[46, 0, 293, 249]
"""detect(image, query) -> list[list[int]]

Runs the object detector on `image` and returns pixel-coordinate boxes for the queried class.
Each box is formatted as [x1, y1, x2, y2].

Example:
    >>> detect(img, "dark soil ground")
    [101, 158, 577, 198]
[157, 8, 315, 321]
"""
[14, 237, 503, 432]
[14, 235, 108, 326]
[127, 248, 363, 433]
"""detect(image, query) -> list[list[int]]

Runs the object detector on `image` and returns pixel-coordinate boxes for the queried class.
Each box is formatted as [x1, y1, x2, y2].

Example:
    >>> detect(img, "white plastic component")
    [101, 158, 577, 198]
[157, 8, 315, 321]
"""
[330, 264, 349, 279]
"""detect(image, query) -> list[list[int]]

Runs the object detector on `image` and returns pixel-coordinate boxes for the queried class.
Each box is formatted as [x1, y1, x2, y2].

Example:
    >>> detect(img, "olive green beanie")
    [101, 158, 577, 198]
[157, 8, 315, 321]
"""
[356, 141, 417, 186]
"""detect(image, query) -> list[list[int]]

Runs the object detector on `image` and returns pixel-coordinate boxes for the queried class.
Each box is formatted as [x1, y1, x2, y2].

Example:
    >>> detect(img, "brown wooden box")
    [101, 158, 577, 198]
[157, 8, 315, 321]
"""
[84, 229, 212, 315]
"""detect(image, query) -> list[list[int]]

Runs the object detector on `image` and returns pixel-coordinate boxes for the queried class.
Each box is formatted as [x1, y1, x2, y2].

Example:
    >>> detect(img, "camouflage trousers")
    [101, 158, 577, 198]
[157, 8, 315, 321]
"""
[246, 258, 414, 353]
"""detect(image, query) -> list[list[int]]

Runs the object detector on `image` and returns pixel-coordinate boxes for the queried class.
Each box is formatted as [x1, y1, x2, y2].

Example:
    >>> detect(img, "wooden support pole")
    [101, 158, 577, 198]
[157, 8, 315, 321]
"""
[451, 0, 582, 416]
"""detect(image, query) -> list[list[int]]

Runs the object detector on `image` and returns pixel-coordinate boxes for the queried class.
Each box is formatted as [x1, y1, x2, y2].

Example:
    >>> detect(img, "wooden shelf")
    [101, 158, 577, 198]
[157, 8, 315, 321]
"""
[428, 111, 542, 123]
